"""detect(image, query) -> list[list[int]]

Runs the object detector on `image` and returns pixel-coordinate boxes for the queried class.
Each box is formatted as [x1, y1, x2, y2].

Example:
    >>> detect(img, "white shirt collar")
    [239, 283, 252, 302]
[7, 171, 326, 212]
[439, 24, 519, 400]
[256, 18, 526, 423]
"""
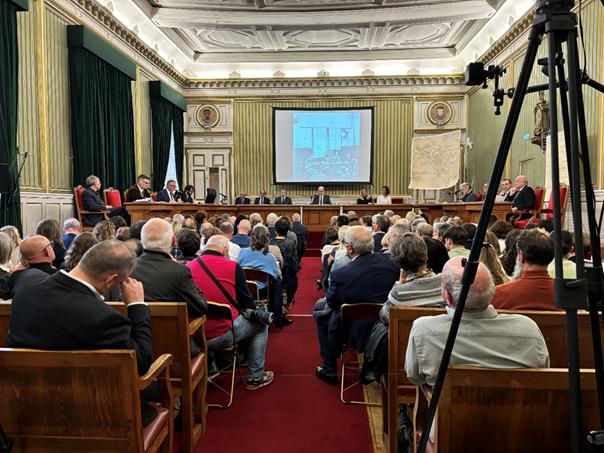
[0, 264, 10, 273]
[61, 270, 105, 301]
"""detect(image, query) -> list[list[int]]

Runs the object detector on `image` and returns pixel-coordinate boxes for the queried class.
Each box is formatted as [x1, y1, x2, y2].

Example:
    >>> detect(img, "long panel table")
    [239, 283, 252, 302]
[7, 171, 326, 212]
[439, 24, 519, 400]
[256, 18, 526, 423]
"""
[125, 202, 513, 232]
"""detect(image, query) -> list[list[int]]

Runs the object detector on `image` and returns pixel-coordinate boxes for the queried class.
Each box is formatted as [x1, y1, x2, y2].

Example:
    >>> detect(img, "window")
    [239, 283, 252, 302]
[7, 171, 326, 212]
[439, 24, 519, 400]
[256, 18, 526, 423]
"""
[163, 123, 179, 189]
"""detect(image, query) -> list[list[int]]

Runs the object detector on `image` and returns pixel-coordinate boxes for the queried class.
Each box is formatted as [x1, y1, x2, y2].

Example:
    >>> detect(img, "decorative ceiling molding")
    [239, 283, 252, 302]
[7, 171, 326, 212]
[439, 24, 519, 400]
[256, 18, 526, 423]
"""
[478, 9, 535, 65]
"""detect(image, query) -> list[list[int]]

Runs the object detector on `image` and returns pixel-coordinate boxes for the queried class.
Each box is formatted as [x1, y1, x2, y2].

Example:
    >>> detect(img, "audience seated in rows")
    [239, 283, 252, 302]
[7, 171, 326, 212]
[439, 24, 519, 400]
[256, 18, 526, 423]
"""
[188, 235, 274, 390]
[443, 225, 470, 259]
[232, 219, 252, 248]
[0, 232, 12, 299]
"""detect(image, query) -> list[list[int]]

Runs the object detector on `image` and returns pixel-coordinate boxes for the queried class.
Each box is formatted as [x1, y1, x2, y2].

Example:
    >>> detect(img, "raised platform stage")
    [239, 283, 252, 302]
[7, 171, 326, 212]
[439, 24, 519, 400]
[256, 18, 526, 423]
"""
[125, 202, 513, 232]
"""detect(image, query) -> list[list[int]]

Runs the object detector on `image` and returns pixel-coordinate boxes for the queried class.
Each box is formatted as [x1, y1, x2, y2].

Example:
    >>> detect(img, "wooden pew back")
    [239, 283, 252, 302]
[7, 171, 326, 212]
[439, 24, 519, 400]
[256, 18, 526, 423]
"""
[0, 348, 146, 452]
[0, 301, 10, 347]
[432, 367, 599, 453]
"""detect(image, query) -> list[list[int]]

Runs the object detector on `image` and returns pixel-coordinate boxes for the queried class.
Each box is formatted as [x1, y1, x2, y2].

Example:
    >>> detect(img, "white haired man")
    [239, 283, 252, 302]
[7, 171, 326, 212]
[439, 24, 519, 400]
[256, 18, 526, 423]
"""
[459, 182, 477, 202]
[81, 175, 129, 226]
[62, 218, 81, 250]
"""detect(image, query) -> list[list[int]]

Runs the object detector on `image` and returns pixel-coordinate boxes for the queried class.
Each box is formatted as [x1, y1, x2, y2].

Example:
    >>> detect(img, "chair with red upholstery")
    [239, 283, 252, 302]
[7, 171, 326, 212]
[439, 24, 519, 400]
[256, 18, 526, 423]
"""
[514, 187, 545, 229]
[151, 192, 158, 202]
[73, 185, 108, 230]
[475, 191, 483, 202]
[537, 185, 569, 224]
[104, 187, 123, 208]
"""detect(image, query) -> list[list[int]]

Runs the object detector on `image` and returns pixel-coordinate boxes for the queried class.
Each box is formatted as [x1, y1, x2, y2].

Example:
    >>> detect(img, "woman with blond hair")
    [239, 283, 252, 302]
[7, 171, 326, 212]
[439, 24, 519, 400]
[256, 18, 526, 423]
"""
[0, 225, 21, 268]
[479, 242, 509, 286]
[92, 220, 116, 242]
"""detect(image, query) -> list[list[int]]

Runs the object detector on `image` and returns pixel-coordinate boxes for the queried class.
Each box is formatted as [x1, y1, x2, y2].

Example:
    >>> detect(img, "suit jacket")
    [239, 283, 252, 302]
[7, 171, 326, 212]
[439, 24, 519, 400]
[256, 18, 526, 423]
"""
[274, 196, 292, 205]
[81, 187, 106, 226]
[512, 186, 536, 211]
[156, 189, 181, 203]
[254, 197, 271, 205]
[131, 250, 207, 318]
[357, 197, 372, 204]
[125, 185, 151, 203]
[181, 192, 194, 203]
[234, 197, 250, 205]
[326, 252, 399, 311]
[311, 194, 332, 205]
[461, 191, 477, 202]
[373, 232, 386, 252]
[291, 221, 308, 259]
[8, 270, 153, 373]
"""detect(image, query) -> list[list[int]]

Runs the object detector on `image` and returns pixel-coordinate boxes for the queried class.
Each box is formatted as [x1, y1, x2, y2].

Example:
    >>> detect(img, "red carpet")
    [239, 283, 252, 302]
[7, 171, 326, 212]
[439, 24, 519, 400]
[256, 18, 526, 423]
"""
[186, 257, 373, 453]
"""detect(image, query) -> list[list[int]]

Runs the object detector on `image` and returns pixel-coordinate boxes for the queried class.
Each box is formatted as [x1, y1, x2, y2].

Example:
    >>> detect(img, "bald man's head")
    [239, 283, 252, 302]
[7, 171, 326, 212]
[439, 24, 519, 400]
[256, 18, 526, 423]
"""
[141, 218, 173, 253]
[20, 235, 55, 264]
[204, 235, 229, 256]
[441, 256, 494, 312]
[238, 219, 252, 234]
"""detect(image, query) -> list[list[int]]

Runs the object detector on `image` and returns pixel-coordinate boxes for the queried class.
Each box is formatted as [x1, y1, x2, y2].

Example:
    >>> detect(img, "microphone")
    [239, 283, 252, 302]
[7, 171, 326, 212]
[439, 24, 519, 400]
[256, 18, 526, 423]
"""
[219, 193, 228, 198]
[453, 189, 462, 194]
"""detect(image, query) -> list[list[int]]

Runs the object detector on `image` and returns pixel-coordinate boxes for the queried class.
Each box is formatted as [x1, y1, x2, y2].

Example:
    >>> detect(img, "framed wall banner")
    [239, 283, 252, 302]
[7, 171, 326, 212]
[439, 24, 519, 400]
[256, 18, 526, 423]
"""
[196, 104, 221, 128]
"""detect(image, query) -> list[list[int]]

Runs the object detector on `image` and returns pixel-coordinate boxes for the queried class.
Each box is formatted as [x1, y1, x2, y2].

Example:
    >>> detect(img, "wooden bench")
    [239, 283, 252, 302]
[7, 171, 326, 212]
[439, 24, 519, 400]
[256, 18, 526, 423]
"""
[382, 306, 604, 453]
[0, 348, 173, 452]
[413, 366, 599, 453]
[108, 302, 207, 453]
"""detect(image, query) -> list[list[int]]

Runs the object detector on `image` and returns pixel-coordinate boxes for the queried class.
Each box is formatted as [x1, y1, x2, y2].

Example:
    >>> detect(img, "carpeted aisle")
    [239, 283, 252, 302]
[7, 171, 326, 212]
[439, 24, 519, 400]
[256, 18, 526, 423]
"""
[193, 257, 374, 453]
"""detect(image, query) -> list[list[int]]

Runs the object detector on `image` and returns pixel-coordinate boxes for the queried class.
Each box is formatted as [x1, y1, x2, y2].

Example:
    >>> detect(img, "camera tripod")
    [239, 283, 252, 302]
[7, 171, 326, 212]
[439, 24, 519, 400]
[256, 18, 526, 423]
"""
[418, 1, 604, 452]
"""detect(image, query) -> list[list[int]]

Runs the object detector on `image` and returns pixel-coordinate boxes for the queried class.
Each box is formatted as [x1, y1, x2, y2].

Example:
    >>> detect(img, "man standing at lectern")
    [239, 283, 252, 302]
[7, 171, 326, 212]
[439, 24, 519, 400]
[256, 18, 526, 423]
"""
[311, 186, 331, 205]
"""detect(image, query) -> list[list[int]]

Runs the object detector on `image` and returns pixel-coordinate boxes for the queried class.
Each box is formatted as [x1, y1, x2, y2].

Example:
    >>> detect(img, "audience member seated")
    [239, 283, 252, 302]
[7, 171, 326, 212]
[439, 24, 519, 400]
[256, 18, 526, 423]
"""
[62, 218, 81, 250]
[443, 225, 470, 258]
[347, 210, 359, 224]
[376, 185, 392, 204]
[132, 218, 208, 355]
[0, 225, 21, 269]
[124, 174, 151, 202]
[459, 182, 477, 202]
[218, 222, 240, 260]
[82, 175, 129, 226]
[115, 226, 130, 241]
[489, 220, 513, 253]
[36, 219, 66, 269]
[8, 240, 156, 425]
[249, 212, 263, 227]
[506, 175, 537, 222]
[271, 218, 299, 311]
[480, 240, 509, 286]
[311, 186, 331, 205]
[129, 220, 146, 240]
[61, 232, 98, 271]
[266, 213, 279, 240]
[372, 215, 389, 253]
[360, 216, 372, 228]
[484, 230, 501, 255]
[415, 222, 433, 239]
[538, 218, 554, 233]
[178, 229, 201, 262]
[92, 220, 116, 242]
[290, 213, 308, 261]
[109, 215, 128, 230]
[405, 257, 549, 390]
[188, 235, 274, 390]
[337, 215, 350, 228]
[181, 185, 195, 203]
[321, 227, 340, 259]
[491, 229, 555, 310]
[327, 226, 351, 277]
[357, 189, 373, 204]
[156, 179, 181, 203]
[254, 190, 271, 205]
[379, 223, 407, 255]
[547, 230, 576, 279]
[314, 226, 399, 384]
[234, 191, 251, 204]
[14, 235, 58, 276]
[232, 219, 252, 248]
[433, 222, 449, 242]
[500, 228, 522, 276]
[274, 189, 292, 205]
[125, 238, 144, 257]
[0, 232, 12, 299]
[461, 222, 476, 249]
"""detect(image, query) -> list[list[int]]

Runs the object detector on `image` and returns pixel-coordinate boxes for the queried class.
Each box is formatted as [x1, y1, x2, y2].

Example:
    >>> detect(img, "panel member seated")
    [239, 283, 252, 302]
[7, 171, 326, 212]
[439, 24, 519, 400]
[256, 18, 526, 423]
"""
[181, 185, 195, 203]
[506, 175, 537, 222]
[311, 186, 331, 205]
[82, 175, 129, 226]
[459, 182, 477, 202]
[235, 192, 251, 205]
[124, 174, 151, 202]
[356, 189, 372, 204]
[156, 180, 181, 203]
[254, 191, 271, 205]
[274, 189, 292, 205]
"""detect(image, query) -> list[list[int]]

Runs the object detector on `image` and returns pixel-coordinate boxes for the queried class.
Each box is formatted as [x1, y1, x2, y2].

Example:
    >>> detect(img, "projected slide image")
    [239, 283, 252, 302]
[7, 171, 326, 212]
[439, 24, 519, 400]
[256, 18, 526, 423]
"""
[292, 111, 361, 181]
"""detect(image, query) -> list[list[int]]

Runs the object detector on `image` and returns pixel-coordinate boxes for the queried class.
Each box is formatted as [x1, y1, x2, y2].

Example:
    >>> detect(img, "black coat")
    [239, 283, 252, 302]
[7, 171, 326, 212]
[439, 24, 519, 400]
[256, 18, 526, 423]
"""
[181, 192, 194, 203]
[311, 194, 331, 205]
[234, 197, 250, 205]
[461, 191, 477, 202]
[254, 197, 271, 205]
[512, 186, 536, 210]
[131, 250, 207, 318]
[81, 187, 106, 226]
[125, 185, 151, 203]
[273, 196, 292, 205]
[373, 232, 386, 253]
[291, 221, 308, 260]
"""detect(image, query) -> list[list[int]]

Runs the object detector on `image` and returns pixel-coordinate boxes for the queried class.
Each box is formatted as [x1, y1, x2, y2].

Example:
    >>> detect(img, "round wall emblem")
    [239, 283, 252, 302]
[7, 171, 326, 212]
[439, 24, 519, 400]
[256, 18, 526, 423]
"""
[196, 104, 221, 128]
[427, 101, 453, 127]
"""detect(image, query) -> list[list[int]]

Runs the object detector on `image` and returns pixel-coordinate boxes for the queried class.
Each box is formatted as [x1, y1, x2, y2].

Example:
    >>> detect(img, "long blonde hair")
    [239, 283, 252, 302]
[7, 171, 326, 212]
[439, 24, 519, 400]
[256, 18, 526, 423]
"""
[479, 244, 509, 286]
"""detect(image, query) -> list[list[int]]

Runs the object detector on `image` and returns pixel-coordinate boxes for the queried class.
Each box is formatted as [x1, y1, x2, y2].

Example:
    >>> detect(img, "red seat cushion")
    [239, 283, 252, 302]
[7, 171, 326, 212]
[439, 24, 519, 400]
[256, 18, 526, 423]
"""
[191, 352, 206, 379]
[105, 190, 122, 208]
[143, 403, 169, 452]
[75, 188, 85, 209]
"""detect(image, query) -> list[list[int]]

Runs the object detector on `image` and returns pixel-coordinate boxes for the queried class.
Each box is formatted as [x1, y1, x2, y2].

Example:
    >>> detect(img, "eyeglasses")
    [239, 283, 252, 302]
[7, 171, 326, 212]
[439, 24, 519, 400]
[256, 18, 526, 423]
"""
[41, 241, 54, 253]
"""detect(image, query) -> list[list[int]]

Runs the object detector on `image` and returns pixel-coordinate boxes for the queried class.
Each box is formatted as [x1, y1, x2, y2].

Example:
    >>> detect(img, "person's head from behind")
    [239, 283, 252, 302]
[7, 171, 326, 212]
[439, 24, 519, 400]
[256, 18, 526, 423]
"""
[36, 219, 63, 249]
[292, 213, 301, 223]
[250, 212, 263, 227]
[0, 232, 12, 267]
[251, 225, 270, 254]
[62, 232, 98, 271]
[219, 221, 234, 239]
[462, 223, 476, 242]
[238, 219, 252, 235]
[195, 211, 207, 226]
[385, 223, 408, 249]
[538, 219, 554, 233]
[275, 217, 291, 236]
[484, 230, 501, 255]
[410, 217, 426, 233]
[63, 218, 81, 234]
[441, 257, 495, 312]
[141, 218, 174, 254]
[433, 222, 449, 241]
[115, 226, 130, 241]
[373, 215, 389, 233]
[202, 226, 221, 243]
[129, 220, 146, 240]
[125, 238, 143, 257]
[391, 233, 428, 274]
[108, 216, 127, 230]
[183, 218, 196, 230]
[0, 225, 21, 250]
[416, 222, 433, 238]
[177, 229, 201, 258]
[360, 216, 372, 228]
[337, 215, 349, 228]
[73, 240, 137, 295]
[479, 242, 507, 285]
[489, 220, 513, 239]
[324, 227, 338, 244]
[204, 234, 229, 257]
[20, 235, 55, 265]
[442, 225, 468, 251]
[551, 230, 574, 259]
[516, 229, 554, 270]
[344, 226, 374, 258]
[266, 213, 278, 228]
[93, 220, 116, 242]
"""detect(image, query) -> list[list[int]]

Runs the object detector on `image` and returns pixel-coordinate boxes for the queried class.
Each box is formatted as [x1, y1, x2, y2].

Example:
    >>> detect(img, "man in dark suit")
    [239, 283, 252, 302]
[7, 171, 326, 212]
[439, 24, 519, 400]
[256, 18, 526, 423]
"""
[290, 213, 308, 261]
[372, 215, 389, 252]
[314, 226, 399, 384]
[81, 175, 129, 226]
[254, 190, 271, 205]
[156, 180, 181, 203]
[499, 178, 514, 201]
[13, 235, 58, 277]
[506, 175, 537, 221]
[459, 182, 477, 202]
[310, 186, 332, 205]
[131, 218, 207, 355]
[274, 189, 292, 205]
[234, 192, 251, 205]
[7, 240, 156, 425]
[125, 174, 152, 202]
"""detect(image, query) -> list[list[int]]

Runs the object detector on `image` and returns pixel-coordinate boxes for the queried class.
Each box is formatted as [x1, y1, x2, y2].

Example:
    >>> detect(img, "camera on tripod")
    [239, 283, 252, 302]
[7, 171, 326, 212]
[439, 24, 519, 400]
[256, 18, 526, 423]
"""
[464, 62, 513, 115]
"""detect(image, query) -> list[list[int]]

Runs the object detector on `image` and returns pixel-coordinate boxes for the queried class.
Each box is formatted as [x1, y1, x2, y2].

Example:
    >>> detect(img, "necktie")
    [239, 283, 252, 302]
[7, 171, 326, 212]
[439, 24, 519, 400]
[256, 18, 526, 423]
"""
[281, 197, 284, 203]
[169, 192, 174, 201]
[320, 196, 323, 205]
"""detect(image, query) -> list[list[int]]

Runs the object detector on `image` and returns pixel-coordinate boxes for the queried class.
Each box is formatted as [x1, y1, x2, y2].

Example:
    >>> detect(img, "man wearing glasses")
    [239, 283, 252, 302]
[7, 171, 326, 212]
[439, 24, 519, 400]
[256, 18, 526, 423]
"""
[14, 235, 58, 275]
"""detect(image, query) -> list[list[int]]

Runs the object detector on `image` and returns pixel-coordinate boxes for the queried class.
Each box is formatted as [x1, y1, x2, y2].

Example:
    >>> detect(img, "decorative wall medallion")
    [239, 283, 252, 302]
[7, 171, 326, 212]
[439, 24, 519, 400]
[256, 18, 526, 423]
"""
[426, 101, 453, 128]
[196, 104, 221, 128]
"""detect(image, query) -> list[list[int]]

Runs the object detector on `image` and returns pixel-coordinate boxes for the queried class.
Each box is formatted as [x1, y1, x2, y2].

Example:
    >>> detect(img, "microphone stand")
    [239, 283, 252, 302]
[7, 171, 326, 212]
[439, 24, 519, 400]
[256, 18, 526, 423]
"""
[7, 149, 28, 208]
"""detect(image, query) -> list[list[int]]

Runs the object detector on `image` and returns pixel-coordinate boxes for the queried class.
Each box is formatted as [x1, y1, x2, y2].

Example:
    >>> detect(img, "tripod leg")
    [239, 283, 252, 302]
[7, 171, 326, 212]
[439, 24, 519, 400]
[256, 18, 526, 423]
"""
[416, 24, 543, 453]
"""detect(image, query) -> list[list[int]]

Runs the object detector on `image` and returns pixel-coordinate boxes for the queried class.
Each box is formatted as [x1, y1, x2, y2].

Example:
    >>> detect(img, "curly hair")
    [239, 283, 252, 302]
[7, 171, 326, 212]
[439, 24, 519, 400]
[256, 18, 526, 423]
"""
[62, 232, 98, 271]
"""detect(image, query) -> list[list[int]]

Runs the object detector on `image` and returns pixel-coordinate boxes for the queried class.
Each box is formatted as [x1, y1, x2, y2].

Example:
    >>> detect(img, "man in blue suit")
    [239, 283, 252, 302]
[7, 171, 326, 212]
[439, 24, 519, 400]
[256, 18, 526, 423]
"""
[156, 180, 181, 203]
[314, 226, 400, 384]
